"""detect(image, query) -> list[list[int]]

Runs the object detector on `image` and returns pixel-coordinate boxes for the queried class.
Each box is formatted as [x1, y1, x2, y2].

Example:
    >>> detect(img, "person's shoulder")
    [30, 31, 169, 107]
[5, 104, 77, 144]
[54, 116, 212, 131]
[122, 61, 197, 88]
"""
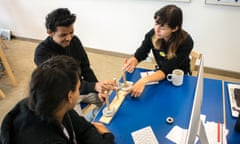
[178, 30, 193, 52]
[181, 30, 193, 45]
[9, 98, 28, 114]
[35, 37, 52, 50]
[186, 33, 194, 47]
[71, 35, 81, 42]
[145, 28, 155, 37]
[68, 109, 85, 121]
[141, 29, 155, 42]
[186, 32, 193, 42]
[70, 36, 85, 51]
[70, 35, 83, 46]
[182, 30, 193, 41]
[1, 98, 28, 134]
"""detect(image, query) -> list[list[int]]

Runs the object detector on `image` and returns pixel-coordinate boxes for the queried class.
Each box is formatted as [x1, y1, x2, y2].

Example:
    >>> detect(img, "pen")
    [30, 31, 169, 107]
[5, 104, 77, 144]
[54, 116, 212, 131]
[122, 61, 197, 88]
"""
[217, 122, 221, 144]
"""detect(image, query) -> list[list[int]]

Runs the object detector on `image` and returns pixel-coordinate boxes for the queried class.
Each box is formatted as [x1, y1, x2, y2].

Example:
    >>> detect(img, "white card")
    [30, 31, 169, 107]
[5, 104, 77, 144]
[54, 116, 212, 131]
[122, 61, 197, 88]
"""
[131, 126, 159, 144]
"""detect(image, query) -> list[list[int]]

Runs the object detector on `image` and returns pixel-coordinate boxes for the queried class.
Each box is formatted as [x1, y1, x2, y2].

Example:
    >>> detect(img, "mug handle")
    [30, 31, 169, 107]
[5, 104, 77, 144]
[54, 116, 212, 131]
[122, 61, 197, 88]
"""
[167, 74, 173, 82]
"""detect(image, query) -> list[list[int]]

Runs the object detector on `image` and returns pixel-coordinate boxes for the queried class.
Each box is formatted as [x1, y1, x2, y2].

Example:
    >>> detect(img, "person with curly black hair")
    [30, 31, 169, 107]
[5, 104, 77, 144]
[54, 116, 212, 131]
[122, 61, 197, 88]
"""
[34, 8, 116, 121]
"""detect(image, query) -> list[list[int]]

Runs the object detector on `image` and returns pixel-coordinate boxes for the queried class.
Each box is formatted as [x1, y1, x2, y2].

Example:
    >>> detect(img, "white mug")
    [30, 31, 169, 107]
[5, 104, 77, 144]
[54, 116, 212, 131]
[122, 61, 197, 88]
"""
[167, 69, 184, 86]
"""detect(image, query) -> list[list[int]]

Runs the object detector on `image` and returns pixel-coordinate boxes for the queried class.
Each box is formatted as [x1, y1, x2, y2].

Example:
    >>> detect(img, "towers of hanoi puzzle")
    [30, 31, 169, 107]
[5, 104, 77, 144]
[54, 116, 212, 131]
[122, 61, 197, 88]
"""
[101, 66, 133, 124]
[102, 90, 115, 117]
[121, 67, 133, 91]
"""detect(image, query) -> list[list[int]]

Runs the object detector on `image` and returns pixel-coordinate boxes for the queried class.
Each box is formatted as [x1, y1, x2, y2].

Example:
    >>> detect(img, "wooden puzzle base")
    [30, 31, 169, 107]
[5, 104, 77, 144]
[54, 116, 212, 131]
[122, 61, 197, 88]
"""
[103, 107, 115, 117]
[120, 81, 133, 91]
[99, 90, 129, 124]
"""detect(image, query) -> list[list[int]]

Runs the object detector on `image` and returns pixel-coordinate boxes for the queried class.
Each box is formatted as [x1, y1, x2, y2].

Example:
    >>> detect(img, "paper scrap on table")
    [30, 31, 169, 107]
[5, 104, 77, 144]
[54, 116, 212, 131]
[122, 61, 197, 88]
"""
[166, 125, 187, 144]
[140, 71, 159, 85]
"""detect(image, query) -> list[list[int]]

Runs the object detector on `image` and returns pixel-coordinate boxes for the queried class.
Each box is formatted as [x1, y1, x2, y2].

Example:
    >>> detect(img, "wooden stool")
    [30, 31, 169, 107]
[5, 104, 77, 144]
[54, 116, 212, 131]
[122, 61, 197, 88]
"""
[0, 39, 17, 99]
[0, 89, 6, 99]
[0, 39, 8, 49]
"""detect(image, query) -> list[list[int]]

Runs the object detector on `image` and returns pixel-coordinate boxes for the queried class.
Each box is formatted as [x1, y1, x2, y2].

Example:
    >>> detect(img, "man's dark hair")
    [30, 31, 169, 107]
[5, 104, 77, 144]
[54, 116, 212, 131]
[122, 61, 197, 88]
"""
[28, 55, 81, 121]
[45, 8, 76, 32]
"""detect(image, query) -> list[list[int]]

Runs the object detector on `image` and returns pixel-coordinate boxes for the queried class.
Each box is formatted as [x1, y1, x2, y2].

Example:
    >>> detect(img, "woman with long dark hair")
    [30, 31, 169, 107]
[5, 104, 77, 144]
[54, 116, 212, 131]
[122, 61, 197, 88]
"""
[124, 5, 193, 97]
[1, 56, 114, 144]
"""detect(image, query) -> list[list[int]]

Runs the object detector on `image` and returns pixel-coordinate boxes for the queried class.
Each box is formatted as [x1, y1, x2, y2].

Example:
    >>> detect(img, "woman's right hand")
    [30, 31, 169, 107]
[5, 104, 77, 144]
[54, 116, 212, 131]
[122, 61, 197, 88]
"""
[123, 57, 138, 73]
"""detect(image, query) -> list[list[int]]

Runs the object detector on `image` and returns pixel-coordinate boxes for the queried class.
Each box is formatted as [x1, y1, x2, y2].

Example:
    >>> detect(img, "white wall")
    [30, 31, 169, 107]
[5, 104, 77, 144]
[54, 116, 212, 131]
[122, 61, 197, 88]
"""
[0, 0, 240, 72]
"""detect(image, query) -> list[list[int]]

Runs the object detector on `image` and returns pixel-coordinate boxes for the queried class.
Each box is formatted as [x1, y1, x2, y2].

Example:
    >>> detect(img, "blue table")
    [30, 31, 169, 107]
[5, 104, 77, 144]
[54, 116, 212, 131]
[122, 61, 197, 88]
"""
[202, 78, 240, 143]
[95, 68, 240, 143]
[202, 78, 224, 122]
[95, 68, 197, 143]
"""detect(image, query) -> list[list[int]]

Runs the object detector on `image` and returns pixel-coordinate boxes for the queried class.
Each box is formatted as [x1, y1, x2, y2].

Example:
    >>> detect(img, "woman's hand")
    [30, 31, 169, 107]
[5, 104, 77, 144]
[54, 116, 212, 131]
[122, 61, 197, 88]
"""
[123, 57, 138, 73]
[129, 78, 147, 97]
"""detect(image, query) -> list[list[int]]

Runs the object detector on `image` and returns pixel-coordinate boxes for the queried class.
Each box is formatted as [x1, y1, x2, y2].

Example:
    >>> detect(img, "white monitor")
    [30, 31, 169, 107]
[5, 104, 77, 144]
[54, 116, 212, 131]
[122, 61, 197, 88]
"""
[185, 56, 209, 144]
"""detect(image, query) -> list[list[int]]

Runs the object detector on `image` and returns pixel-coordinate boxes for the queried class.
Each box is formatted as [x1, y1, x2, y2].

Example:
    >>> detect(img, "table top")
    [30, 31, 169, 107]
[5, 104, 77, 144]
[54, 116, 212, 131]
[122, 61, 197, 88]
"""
[95, 68, 240, 143]
[95, 68, 197, 143]
[202, 78, 223, 122]
[203, 79, 240, 143]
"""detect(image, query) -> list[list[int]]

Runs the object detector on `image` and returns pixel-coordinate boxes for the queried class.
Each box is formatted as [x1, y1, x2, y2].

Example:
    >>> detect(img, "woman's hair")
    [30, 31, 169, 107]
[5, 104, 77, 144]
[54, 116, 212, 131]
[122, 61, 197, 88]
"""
[153, 5, 188, 59]
[45, 8, 76, 32]
[28, 56, 81, 121]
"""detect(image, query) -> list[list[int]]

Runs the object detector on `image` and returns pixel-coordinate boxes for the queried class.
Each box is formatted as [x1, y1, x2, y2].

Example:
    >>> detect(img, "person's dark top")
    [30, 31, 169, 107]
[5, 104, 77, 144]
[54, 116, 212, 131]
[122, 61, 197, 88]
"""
[34, 36, 97, 94]
[134, 29, 193, 75]
[0, 98, 114, 144]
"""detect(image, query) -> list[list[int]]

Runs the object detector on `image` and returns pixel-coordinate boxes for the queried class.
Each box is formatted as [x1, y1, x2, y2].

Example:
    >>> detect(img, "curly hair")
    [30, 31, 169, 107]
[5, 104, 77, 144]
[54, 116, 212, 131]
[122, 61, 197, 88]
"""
[45, 8, 76, 32]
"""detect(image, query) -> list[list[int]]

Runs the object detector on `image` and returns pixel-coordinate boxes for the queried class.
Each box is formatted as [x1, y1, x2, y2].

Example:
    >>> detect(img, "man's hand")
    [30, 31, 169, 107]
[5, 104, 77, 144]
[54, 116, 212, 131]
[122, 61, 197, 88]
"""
[98, 91, 108, 102]
[95, 80, 117, 102]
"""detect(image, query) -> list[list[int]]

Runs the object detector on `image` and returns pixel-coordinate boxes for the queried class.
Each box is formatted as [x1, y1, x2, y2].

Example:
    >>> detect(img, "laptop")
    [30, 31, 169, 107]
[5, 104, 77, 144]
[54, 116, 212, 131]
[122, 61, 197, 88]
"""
[227, 83, 240, 117]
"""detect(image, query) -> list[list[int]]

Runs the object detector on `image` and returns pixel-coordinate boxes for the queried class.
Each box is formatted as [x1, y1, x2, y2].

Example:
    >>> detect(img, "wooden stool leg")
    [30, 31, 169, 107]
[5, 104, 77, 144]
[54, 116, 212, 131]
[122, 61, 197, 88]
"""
[0, 39, 8, 49]
[0, 45, 17, 86]
[0, 89, 6, 99]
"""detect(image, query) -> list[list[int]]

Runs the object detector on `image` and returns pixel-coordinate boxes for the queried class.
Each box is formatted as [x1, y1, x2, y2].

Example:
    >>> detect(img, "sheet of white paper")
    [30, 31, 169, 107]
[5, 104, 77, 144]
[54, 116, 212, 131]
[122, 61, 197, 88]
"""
[131, 126, 159, 144]
[140, 71, 159, 85]
[166, 125, 187, 144]
[204, 121, 229, 144]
